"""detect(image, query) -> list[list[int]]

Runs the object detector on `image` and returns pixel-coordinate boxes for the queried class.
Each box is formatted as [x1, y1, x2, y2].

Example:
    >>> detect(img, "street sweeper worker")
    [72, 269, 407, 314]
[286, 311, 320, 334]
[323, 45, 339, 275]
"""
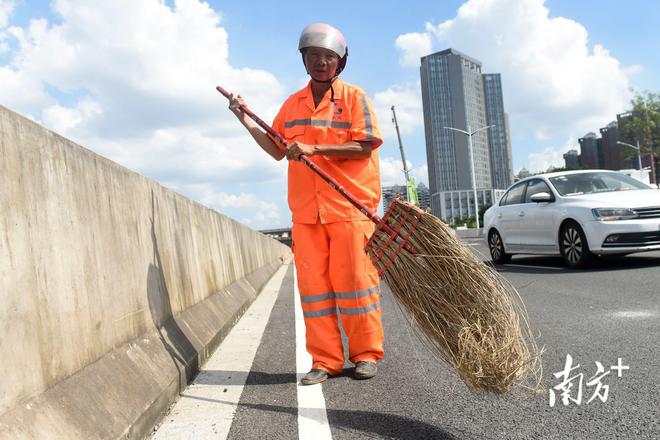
[228, 23, 384, 385]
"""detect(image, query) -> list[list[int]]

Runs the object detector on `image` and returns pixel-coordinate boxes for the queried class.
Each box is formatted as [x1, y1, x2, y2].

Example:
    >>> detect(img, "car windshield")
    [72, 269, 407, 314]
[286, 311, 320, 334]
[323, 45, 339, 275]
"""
[549, 172, 650, 196]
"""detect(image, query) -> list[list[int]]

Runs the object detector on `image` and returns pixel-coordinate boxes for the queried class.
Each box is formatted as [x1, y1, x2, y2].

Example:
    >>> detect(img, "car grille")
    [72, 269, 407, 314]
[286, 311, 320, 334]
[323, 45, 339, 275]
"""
[602, 231, 660, 247]
[633, 206, 660, 219]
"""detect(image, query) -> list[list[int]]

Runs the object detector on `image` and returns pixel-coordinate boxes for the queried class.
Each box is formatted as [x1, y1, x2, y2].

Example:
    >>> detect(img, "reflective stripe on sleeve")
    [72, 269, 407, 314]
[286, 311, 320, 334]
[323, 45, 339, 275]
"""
[360, 94, 374, 141]
[285, 119, 352, 129]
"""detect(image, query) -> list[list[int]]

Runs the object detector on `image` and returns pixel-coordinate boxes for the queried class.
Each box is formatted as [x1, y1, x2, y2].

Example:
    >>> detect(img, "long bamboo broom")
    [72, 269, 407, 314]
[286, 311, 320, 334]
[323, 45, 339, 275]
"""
[217, 86, 542, 394]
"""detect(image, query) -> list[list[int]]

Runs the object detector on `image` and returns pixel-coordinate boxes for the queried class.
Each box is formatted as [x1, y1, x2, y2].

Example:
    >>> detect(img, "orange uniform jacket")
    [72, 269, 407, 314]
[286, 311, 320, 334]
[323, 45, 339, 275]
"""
[271, 78, 383, 223]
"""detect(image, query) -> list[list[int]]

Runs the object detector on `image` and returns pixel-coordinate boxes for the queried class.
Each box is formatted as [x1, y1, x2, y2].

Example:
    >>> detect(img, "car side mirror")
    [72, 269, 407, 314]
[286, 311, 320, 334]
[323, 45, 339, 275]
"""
[530, 192, 553, 203]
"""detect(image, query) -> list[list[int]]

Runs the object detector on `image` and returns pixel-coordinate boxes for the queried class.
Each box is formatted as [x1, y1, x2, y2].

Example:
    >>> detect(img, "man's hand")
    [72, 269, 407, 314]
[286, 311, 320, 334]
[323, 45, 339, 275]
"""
[228, 93, 250, 126]
[286, 141, 316, 161]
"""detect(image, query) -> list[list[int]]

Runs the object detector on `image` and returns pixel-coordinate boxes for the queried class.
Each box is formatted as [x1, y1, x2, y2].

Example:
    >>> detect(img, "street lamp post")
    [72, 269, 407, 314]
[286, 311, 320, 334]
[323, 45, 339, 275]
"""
[444, 124, 494, 230]
[617, 140, 643, 183]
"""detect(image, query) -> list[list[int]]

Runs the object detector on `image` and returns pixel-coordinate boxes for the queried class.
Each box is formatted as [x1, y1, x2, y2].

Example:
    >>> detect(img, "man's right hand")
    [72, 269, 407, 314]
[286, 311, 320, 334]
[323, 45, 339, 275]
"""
[228, 93, 249, 125]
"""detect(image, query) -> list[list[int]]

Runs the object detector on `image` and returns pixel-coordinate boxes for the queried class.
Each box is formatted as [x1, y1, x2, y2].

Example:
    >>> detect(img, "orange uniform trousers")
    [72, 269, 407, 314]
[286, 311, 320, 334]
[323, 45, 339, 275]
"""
[292, 219, 384, 375]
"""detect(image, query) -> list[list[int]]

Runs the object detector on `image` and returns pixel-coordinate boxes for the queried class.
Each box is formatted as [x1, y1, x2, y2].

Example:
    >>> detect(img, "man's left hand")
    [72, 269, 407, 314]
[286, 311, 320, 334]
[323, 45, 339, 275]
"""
[285, 141, 316, 161]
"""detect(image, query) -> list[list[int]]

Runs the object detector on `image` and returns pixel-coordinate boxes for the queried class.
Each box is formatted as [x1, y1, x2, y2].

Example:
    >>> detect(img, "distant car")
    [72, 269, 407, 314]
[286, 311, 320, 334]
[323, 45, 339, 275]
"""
[483, 170, 660, 268]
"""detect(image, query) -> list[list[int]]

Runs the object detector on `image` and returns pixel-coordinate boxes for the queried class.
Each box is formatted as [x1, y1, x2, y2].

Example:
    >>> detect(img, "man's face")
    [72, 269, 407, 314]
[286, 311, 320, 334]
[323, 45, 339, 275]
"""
[304, 47, 340, 81]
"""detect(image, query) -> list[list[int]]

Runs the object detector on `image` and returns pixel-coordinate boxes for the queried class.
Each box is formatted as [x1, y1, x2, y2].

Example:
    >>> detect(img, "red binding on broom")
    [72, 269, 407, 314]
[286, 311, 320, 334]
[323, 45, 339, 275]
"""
[216, 85, 415, 255]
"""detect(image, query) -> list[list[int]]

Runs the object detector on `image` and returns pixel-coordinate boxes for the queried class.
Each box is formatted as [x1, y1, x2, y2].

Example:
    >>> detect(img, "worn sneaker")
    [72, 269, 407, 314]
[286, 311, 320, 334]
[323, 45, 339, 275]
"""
[301, 369, 329, 385]
[354, 361, 377, 380]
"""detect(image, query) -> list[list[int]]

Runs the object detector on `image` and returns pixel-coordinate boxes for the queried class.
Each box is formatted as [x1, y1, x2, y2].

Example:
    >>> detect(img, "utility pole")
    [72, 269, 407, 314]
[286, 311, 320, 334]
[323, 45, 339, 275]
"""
[391, 106, 419, 206]
[391, 106, 410, 182]
[444, 124, 494, 230]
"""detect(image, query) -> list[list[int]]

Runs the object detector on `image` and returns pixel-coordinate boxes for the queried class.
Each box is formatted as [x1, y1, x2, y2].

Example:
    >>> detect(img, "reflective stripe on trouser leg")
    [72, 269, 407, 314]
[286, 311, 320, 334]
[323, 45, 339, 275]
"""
[292, 221, 344, 375]
[326, 220, 384, 364]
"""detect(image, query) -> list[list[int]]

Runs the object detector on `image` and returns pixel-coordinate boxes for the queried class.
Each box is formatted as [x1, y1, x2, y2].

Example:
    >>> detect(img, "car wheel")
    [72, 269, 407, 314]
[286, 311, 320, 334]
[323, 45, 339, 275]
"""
[559, 221, 593, 269]
[488, 230, 511, 264]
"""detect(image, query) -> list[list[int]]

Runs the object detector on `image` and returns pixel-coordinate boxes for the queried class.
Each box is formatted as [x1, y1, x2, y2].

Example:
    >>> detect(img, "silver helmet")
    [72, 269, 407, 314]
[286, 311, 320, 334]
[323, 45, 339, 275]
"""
[298, 23, 347, 58]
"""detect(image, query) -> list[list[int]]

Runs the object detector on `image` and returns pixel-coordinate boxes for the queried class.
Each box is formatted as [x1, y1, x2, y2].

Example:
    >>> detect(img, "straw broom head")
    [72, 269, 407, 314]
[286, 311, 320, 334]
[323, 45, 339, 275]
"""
[366, 198, 543, 394]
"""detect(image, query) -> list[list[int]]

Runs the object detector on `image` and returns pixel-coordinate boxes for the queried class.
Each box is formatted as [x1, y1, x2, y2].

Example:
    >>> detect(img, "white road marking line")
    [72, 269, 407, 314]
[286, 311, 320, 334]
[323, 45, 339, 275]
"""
[152, 264, 289, 440]
[612, 310, 657, 319]
[294, 268, 333, 440]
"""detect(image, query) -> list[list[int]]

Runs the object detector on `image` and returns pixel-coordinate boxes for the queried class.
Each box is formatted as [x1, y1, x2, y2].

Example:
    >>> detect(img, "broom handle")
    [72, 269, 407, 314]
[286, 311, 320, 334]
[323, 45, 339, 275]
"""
[216, 85, 406, 242]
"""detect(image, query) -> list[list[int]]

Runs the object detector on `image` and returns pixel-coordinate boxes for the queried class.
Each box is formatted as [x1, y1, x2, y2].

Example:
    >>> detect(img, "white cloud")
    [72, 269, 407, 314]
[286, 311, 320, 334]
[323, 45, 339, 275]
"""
[0, 0, 288, 228]
[527, 146, 568, 174]
[0, 0, 14, 28]
[174, 183, 283, 228]
[2, 0, 284, 135]
[42, 98, 102, 133]
[395, 0, 635, 150]
[411, 164, 429, 186]
[373, 83, 424, 140]
[380, 156, 410, 186]
[0, 1, 12, 53]
[527, 134, 576, 173]
[395, 31, 432, 67]
[379, 156, 428, 187]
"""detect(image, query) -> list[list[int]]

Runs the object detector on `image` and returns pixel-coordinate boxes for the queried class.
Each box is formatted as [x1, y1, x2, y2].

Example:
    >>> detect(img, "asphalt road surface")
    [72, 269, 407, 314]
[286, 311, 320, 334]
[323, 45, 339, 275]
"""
[155, 241, 660, 439]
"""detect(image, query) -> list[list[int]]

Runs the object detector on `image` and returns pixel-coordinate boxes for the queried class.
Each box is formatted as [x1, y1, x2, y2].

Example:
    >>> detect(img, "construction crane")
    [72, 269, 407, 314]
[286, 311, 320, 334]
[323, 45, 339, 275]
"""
[391, 105, 420, 206]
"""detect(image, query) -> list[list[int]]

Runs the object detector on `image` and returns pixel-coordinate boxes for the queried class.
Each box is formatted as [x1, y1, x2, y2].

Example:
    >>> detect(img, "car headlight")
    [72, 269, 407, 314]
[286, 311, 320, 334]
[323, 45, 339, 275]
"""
[591, 208, 638, 221]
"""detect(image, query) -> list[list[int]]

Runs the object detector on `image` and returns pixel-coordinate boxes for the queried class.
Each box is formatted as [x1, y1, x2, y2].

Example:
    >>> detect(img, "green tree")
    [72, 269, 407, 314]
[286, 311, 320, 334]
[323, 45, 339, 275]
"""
[451, 216, 464, 228]
[618, 91, 660, 183]
[451, 215, 476, 228]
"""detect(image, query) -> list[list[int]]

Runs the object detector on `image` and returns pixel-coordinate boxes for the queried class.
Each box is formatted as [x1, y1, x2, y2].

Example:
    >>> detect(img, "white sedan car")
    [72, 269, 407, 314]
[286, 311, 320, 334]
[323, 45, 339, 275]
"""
[483, 170, 660, 268]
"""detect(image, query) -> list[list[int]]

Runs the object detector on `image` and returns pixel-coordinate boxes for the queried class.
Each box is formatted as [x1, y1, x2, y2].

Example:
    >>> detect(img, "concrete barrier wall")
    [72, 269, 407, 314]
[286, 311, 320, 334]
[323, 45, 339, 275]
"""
[0, 105, 290, 438]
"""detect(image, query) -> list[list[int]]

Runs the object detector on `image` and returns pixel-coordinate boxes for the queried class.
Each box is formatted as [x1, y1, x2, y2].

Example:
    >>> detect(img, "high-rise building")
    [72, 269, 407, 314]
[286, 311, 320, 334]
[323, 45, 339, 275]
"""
[483, 73, 513, 189]
[382, 185, 407, 213]
[420, 49, 492, 195]
[421, 49, 515, 221]
[578, 123, 639, 171]
[416, 182, 431, 211]
[578, 132, 600, 168]
[600, 121, 636, 170]
[563, 149, 580, 169]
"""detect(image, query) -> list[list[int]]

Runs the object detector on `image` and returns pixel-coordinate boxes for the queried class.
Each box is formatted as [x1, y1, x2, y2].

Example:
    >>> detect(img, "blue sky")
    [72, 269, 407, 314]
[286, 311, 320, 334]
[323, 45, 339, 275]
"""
[1, 0, 659, 228]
